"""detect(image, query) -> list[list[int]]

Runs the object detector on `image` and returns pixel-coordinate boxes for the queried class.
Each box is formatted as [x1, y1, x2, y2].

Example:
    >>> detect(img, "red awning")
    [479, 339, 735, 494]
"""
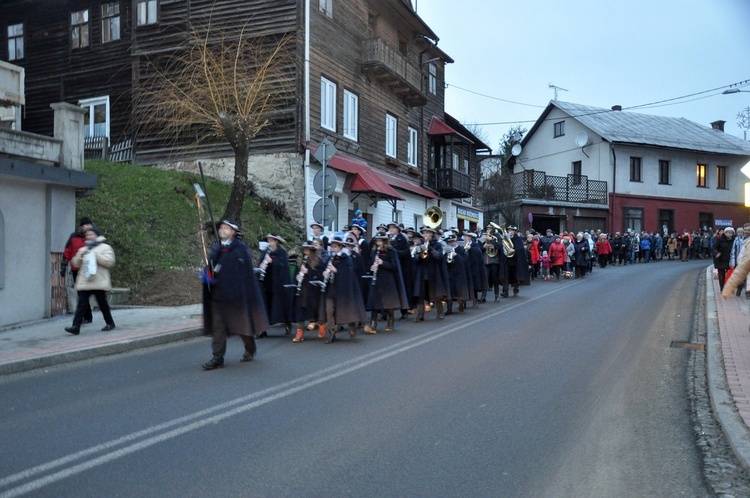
[427, 116, 474, 144]
[379, 170, 438, 199]
[309, 144, 404, 200]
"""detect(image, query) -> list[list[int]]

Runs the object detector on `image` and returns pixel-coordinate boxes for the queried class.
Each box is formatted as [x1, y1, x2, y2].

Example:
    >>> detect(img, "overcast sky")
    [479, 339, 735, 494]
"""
[415, 0, 750, 151]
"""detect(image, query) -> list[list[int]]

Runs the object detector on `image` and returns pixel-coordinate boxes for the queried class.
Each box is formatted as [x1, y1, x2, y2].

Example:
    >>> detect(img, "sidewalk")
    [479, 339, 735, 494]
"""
[706, 266, 750, 471]
[0, 304, 204, 375]
[2, 268, 750, 472]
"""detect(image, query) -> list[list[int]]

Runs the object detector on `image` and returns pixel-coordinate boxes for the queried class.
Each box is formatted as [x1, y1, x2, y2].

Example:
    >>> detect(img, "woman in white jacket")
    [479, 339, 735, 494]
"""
[65, 227, 116, 335]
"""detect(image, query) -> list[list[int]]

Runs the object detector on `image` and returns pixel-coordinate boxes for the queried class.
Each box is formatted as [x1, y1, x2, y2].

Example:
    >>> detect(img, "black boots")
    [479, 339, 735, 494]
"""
[64, 326, 80, 335]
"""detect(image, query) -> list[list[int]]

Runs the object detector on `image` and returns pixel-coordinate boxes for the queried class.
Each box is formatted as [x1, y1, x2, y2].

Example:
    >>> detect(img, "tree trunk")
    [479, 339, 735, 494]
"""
[221, 142, 249, 223]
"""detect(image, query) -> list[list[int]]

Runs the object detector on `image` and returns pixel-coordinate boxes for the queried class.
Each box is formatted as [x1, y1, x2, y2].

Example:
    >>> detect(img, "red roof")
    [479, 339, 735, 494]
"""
[427, 116, 474, 144]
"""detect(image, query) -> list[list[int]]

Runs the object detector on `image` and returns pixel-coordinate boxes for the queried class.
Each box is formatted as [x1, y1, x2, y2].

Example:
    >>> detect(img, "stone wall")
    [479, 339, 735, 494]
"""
[151, 152, 306, 223]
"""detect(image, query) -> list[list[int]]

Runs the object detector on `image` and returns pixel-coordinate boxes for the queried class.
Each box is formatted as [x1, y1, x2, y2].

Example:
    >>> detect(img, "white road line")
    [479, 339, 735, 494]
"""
[0, 284, 572, 497]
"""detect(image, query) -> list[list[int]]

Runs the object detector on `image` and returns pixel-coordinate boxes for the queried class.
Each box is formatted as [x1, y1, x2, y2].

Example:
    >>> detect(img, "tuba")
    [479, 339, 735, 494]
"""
[423, 206, 443, 229]
[491, 223, 516, 257]
[484, 222, 500, 258]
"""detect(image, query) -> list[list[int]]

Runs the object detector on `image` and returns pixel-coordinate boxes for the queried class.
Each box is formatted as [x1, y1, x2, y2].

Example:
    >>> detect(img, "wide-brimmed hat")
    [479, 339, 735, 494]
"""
[405, 227, 415, 234]
[421, 227, 437, 234]
[462, 231, 476, 238]
[507, 225, 518, 231]
[221, 220, 240, 231]
[374, 231, 389, 239]
[301, 240, 318, 249]
[329, 236, 344, 247]
[266, 233, 286, 244]
[349, 224, 363, 233]
[412, 232, 425, 240]
[445, 234, 457, 242]
[310, 222, 323, 230]
[387, 221, 401, 230]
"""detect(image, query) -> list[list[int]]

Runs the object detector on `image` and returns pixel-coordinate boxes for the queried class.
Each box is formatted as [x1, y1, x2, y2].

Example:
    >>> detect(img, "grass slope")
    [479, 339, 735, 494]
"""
[78, 160, 301, 305]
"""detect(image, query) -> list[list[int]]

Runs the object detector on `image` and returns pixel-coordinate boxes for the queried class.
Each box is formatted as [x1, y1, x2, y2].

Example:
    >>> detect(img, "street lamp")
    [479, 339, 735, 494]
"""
[723, 89, 750, 94]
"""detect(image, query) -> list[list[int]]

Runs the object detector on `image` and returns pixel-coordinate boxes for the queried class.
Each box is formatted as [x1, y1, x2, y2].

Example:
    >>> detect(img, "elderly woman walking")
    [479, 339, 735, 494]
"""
[65, 227, 116, 335]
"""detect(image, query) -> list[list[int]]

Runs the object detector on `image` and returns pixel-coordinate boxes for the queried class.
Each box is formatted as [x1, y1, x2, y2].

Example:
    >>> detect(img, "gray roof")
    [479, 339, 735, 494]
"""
[552, 101, 750, 156]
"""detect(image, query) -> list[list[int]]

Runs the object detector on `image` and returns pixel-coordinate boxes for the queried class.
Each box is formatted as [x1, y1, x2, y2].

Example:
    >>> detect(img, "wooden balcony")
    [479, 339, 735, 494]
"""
[513, 170, 608, 205]
[428, 167, 472, 198]
[361, 38, 427, 107]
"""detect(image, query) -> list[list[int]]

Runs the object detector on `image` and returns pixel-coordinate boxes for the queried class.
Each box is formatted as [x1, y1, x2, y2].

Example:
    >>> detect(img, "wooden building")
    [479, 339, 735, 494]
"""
[1, 0, 490, 235]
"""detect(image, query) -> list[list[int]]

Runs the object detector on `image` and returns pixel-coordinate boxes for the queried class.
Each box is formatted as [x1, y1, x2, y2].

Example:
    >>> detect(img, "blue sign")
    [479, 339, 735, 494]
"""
[715, 219, 733, 227]
[456, 206, 480, 222]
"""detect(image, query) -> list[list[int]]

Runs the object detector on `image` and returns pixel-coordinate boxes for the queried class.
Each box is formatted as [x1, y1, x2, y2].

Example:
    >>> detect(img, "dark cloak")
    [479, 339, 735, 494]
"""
[366, 246, 409, 311]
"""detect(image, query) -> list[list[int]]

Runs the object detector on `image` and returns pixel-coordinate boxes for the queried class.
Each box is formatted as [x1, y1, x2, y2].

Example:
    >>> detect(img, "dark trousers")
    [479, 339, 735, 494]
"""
[502, 264, 518, 294]
[71, 270, 92, 322]
[72, 289, 114, 327]
[211, 302, 256, 359]
[717, 268, 728, 292]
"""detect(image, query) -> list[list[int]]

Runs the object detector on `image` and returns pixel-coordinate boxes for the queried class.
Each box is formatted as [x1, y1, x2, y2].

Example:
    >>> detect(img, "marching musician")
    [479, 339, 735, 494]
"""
[291, 241, 325, 343]
[322, 237, 367, 343]
[310, 222, 329, 251]
[444, 234, 472, 315]
[256, 234, 294, 338]
[483, 226, 503, 301]
[364, 232, 409, 334]
[499, 225, 531, 297]
[349, 223, 370, 261]
[387, 222, 413, 320]
[462, 231, 489, 307]
[412, 227, 451, 321]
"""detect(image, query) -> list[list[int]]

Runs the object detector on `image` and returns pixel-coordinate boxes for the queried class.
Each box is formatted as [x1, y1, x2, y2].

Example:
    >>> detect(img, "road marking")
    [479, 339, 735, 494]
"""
[0, 284, 573, 497]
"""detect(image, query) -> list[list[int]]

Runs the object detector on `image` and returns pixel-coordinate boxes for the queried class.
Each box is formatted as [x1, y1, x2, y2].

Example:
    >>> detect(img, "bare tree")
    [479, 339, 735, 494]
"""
[480, 125, 526, 226]
[135, 19, 296, 222]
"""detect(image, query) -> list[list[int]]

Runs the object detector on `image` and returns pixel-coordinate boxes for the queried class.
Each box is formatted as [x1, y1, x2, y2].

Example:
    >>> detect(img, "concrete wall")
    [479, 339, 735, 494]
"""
[152, 152, 306, 223]
[0, 179, 50, 325]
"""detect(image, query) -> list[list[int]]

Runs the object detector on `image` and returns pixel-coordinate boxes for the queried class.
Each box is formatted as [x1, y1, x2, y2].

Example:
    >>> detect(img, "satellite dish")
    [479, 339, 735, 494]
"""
[511, 144, 523, 156]
[575, 131, 590, 148]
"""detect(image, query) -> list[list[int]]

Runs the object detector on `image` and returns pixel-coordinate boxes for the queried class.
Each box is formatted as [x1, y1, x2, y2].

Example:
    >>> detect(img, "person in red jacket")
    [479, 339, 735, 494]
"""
[62, 217, 94, 323]
[595, 234, 613, 268]
[526, 233, 540, 280]
[548, 236, 567, 281]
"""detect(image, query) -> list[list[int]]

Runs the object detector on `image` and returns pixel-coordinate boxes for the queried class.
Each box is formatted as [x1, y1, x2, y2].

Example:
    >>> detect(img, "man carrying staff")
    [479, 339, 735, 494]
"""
[201, 220, 269, 370]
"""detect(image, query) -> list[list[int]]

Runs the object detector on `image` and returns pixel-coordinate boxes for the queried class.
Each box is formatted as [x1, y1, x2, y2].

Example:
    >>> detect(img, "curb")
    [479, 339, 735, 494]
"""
[0, 327, 204, 376]
[705, 266, 750, 470]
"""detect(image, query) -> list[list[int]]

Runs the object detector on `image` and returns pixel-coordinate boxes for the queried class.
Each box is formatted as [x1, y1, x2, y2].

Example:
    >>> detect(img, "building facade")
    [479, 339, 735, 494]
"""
[1, 0, 489, 239]
[511, 101, 750, 234]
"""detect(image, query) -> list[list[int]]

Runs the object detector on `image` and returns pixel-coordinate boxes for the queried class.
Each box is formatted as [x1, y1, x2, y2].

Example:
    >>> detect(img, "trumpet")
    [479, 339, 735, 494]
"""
[411, 244, 426, 258]
[445, 246, 456, 264]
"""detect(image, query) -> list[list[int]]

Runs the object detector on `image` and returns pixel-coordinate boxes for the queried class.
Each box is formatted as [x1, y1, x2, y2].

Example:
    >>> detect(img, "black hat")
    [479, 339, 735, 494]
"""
[80, 217, 92, 226]
[412, 232, 425, 240]
[405, 227, 415, 234]
[85, 227, 101, 236]
[329, 236, 344, 246]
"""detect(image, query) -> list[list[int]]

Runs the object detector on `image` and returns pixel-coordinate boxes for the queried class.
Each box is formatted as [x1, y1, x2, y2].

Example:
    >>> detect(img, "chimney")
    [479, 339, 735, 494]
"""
[711, 120, 726, 132]
[611, 105, 622, 111]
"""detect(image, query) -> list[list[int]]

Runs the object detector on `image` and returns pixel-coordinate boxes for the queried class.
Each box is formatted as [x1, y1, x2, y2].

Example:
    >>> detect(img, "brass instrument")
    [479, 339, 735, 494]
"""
[446, 246, 456, 264]
[411, 243, 427, 259]
[423, 205, 443, 229]
[484, 222, 500, 258]
[495, 223, 516, 257]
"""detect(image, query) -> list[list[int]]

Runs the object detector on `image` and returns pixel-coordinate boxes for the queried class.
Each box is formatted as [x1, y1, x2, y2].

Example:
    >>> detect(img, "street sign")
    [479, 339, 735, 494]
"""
[313, 169, 336, 196]
[313, 137, 338, 164]
[313, 198, 336, 226]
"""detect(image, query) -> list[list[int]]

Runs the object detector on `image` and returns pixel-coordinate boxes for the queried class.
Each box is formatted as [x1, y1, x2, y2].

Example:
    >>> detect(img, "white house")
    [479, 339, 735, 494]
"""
[513, 101, 750, 234]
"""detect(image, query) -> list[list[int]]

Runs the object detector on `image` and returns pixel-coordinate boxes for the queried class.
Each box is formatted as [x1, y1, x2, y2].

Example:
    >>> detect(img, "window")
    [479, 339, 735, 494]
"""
[7, 23, 23, 61]
[717, 165, 727, 189]
[463, 159, 469, 175]
[629, 157, 642, 182]
[696, 163, 707, 187]
[623, 207, 643, 234]
[398, 34, 408, 56]
[319, 0, 332, 18]
[101, 3, 120, 43]
[658, 160, 670, 185]
[71, 10, 90, 49]
[367, 13, 378, 38]
[658, 209, 674, 235]
[136, 0, 158, 26]
[385, 114, 397, 158]
[79, 96, 110, 138]
[428, 63, 437, 95]
[553, 121, 565, 138]
[452, 152, 460, 171]
[320, 77, 336, 131]
[572, 160, 582, 185]
[407, 126, 418, 167]
[342, 90, 358, 141]
[699, 212, 714, 231]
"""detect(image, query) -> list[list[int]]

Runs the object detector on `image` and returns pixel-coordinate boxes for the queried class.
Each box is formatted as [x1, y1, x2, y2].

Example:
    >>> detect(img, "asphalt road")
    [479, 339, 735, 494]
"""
[0, 259, 711, 497]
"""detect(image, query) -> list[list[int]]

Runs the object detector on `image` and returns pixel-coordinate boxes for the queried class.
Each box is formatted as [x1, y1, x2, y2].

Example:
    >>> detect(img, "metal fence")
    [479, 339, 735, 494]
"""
[513, 170, 608, 205]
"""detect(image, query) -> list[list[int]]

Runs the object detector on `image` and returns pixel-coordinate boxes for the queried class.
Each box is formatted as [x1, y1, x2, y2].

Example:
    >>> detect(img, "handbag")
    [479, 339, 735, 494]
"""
[725, 267, 734, 284]
[82, 251, 97, 280]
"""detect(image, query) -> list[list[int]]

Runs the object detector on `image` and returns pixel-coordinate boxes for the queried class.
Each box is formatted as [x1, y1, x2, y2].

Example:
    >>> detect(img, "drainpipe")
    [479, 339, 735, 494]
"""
[304, 0, 311, 233]
[610, 143, 617, 233]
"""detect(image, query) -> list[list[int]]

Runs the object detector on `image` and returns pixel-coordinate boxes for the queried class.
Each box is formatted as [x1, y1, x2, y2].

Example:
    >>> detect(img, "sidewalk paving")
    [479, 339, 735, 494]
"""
[0, 304, 203, 375]
[2, 267, 750, 473]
